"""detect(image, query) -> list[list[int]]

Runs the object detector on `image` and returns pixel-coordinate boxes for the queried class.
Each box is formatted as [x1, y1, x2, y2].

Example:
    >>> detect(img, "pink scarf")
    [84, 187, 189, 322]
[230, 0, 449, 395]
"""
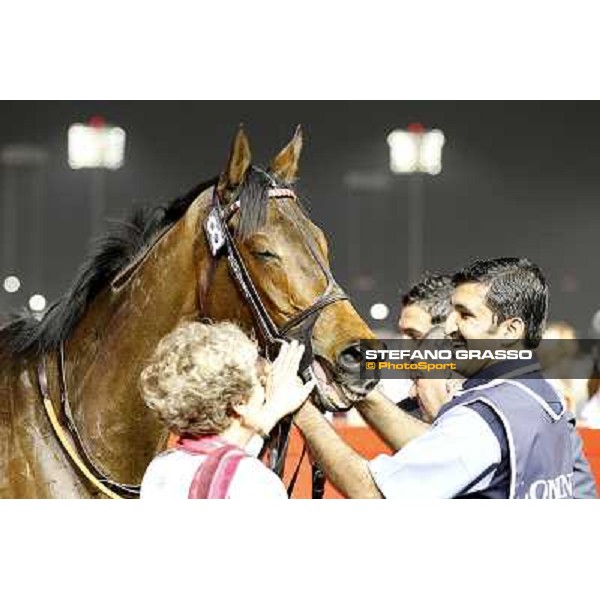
[175, 434, 247, 499]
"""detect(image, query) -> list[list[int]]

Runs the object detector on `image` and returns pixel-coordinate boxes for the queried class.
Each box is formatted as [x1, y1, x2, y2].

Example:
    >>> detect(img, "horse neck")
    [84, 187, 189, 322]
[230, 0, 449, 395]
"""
[62, 187, 213, 484]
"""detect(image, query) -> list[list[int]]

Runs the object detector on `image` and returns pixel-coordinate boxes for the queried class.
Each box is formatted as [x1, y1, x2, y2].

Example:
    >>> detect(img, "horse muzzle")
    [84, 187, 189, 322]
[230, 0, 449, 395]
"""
[311, 340, 381, 412]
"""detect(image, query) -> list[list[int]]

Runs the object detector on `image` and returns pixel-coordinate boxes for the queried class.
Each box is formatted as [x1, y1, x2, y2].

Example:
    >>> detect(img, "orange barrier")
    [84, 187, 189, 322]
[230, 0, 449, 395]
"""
[284, 425, 600, 498]
[283, 421, 390, 499]
[169, 426, 600, 498]
[579, 428, 600, 491]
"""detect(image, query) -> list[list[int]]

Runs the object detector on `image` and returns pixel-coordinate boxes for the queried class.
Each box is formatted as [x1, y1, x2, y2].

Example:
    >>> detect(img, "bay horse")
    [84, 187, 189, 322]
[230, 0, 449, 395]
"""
[0, 126, 378, 498]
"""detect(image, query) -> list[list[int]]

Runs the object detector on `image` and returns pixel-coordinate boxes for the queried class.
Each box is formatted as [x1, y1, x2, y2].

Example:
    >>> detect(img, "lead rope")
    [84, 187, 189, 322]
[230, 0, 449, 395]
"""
[286, 441, 307, 497]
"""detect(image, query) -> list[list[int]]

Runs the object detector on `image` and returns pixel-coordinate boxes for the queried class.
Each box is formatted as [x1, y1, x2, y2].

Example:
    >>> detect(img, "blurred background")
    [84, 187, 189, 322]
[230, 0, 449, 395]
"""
[1, 101, 599, 334]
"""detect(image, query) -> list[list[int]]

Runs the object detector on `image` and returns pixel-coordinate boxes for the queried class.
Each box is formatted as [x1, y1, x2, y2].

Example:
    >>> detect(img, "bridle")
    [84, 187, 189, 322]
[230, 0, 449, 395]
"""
[36, 170, 347, 499]
[204, 177, 347, 369]
[203, 172, 349, 496]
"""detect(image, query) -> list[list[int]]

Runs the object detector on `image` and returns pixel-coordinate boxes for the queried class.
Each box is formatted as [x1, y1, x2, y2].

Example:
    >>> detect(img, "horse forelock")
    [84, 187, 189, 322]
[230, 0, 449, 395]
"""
[235, 166, 302, 241]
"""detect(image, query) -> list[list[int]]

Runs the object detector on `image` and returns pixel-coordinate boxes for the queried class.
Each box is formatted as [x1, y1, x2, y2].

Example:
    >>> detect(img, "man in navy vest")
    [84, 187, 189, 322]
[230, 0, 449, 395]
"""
[290, 257, 587, 498]
[361, 261, 596, 498]
[432, 257, 574, 498]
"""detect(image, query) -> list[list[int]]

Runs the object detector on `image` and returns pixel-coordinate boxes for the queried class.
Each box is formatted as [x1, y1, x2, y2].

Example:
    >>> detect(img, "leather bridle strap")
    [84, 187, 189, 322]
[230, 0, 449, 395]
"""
[221, 209, 280, 348]
[37, 351, 139, 499]
[278, 204, 348, 339]
[213, 186, 348, 358]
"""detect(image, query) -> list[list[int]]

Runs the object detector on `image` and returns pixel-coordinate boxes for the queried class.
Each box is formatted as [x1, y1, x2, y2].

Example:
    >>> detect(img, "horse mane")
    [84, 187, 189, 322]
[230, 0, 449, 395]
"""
[0, 167, 292, 361]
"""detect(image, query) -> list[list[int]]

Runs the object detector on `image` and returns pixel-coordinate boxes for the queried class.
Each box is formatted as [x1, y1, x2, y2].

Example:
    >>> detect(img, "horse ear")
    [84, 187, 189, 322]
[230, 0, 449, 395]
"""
[221, 125, 252, 191]
[270, 125, 303, 184]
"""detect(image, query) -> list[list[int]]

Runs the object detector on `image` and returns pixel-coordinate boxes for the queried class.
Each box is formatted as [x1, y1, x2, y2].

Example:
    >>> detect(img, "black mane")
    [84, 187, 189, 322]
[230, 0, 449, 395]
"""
[0, 167, 291, 361]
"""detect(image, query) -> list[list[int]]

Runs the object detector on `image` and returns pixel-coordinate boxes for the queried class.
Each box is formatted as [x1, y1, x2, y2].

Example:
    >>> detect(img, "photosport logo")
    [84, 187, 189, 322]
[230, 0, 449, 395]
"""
[359, 338, 600, 380]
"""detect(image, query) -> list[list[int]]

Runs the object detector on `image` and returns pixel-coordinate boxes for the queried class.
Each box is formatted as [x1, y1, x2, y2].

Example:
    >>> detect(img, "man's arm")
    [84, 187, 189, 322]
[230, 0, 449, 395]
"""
[293, 402, 383, 498]
[295, 402, 502, 499]
[356, 389, 430, 451]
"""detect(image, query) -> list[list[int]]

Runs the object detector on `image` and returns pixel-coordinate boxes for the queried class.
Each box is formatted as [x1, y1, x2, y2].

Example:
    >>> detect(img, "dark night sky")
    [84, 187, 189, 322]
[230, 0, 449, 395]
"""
[1, 101, 599, 332]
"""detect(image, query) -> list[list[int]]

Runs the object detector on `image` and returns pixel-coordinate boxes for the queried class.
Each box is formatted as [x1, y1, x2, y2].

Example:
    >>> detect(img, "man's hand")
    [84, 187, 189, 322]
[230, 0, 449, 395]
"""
[414, 374, 464, 422]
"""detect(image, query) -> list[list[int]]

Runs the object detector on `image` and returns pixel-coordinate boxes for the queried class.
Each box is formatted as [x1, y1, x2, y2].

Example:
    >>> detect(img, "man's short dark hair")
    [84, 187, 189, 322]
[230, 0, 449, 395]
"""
[452, 257, 548, 348]
[402, 274, 453, 325]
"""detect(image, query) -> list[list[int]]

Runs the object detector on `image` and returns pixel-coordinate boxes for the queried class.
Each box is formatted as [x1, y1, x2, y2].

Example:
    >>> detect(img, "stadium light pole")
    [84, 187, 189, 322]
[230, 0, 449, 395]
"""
[387, 123, 445, 285]
[1, 144, 48, 314]
[68, 116, 126, 240]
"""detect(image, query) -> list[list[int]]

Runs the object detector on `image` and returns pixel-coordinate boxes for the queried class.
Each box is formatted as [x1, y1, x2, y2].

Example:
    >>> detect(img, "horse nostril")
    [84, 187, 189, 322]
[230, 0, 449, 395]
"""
[337, 344, 364, 372]
[364, 378, 378, 391]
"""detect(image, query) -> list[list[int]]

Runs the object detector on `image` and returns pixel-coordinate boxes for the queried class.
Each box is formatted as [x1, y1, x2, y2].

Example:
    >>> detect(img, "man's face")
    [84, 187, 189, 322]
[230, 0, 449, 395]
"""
[445, 282, 502, 376]
[397, 304, 433, 340]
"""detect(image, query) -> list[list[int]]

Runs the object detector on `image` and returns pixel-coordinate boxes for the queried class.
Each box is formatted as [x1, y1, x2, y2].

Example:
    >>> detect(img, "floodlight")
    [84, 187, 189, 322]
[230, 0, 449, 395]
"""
[68, 121, 126, 170]
[370, 303, 390, 320]
[29, 294, 47, 312]
[387, 127, 445, 175]
[3, 275, 21, 293]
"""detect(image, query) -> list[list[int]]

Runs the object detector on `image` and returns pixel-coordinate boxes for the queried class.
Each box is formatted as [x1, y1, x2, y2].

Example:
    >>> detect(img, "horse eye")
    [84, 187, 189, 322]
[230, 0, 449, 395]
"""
[252, 249, 280, 261]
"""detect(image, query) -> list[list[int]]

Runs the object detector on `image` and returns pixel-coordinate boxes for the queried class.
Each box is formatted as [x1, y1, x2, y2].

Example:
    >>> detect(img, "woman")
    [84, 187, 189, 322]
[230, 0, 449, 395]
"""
[139, 321, 315, 499]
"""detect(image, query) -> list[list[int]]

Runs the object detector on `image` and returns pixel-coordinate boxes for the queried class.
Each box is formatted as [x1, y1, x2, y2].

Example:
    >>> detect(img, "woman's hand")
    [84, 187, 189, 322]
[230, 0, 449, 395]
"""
[259, 340, 316, 434]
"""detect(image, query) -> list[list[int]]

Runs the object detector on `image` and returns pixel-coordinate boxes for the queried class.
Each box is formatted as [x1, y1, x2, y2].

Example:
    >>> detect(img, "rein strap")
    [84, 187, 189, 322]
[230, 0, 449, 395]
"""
[37, 356, 128, 499]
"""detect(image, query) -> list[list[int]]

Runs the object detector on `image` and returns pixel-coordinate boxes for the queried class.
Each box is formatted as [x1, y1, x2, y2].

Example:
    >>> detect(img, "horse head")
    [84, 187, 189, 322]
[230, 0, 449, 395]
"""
[200, 126, 379, 411]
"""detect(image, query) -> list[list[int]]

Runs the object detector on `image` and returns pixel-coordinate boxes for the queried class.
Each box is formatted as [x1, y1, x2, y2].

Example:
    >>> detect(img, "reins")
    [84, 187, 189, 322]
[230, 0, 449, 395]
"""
[37, 344, 141, 498]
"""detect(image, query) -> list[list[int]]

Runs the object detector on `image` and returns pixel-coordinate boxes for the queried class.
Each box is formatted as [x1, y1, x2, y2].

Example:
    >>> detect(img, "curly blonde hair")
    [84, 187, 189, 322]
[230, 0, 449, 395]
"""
[139, 321, 259, 435]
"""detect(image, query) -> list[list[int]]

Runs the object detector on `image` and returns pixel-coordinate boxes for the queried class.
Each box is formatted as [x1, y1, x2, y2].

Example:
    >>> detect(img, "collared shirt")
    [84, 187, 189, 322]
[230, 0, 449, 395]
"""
[461, 358, 543, 392]
[141, 437, 288, 500]
[141, 451, 288, 499]
[369, 403, 502, 498]
[368, 359, 574, 499]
